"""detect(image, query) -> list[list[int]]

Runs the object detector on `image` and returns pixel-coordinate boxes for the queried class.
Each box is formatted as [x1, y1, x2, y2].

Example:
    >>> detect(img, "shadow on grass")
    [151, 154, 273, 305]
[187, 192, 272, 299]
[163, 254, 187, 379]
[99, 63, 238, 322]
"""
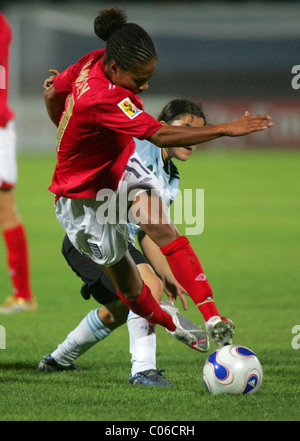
[0, 361, 38, 371]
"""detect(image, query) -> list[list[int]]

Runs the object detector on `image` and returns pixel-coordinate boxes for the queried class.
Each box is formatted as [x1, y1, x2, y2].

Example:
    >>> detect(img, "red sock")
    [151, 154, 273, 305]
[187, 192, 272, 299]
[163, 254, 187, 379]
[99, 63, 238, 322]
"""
[160, 236, 220, 322]
[2, 224, 33, 301]
[117, 282, 176, 332]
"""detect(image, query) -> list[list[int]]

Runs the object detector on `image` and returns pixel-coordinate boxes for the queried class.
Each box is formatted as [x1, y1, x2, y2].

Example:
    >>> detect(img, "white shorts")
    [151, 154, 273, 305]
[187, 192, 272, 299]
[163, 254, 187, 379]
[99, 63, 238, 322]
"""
[0, 120, 17, 189]
[55, 151, 163, 267]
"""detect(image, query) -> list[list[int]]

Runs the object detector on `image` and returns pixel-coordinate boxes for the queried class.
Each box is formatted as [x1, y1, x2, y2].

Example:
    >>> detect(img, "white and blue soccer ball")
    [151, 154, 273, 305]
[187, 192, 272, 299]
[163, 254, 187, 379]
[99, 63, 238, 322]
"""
[203, 344, 263, 395]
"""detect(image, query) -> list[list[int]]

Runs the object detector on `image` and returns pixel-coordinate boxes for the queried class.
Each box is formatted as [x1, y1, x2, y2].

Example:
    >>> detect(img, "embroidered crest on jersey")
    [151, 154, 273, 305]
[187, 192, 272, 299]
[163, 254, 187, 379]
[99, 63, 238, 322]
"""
[87, 242, 102, 259]
[118, 98, 142, 119]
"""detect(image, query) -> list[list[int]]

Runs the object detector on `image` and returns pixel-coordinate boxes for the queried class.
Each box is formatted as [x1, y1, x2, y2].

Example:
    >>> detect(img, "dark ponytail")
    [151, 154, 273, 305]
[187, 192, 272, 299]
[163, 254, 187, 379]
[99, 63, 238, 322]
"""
[94, 7, 158, 71]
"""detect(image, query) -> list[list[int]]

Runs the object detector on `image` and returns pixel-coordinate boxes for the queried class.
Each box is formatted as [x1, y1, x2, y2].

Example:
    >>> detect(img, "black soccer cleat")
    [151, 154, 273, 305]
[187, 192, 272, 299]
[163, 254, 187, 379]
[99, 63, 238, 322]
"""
[38, 354, 82, 372]
[128, 369, 174, 387]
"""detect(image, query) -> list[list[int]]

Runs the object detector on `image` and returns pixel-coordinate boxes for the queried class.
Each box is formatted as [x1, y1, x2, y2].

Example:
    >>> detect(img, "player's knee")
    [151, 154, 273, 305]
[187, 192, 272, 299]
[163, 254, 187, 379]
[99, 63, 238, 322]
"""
[115, 272, 144, 299]
[0, 205, 19, 226]
[143, 222, 181, 248]
[99, 302, 128, 328]
[117, 282, 143, 299]
[0, 190, 20, 224]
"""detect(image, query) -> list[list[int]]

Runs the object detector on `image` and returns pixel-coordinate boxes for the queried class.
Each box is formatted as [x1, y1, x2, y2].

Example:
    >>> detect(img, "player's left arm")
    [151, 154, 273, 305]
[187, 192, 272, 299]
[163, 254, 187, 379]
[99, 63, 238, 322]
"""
[138, 231, 188, 310]
[149, 112, 273, 147]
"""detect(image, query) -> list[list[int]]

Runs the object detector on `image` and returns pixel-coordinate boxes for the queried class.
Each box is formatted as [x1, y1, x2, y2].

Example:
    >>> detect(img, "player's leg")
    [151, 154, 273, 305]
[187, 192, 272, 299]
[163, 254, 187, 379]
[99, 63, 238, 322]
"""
[123, 153, 221, 326]
[133, 190, 217, 317]
[39, 234, 165, 375]
[39, 234, 205, 378]
[89, 264, 173, 386]
[101, 250, 210, 352]
[126, 261, 161, 382]
[99, 250, 176, 332]
[39, 234, 127, 371]
[55, 196, 213, 350]
[120, 155, 232, 347]
[55, 196, 177, 332]
[0, 190, 36, 313]
[133, 191, 234, 347]
[39, 300, 128, 371]
[0, 121, 36, 314]
[39, 238, 166, 378]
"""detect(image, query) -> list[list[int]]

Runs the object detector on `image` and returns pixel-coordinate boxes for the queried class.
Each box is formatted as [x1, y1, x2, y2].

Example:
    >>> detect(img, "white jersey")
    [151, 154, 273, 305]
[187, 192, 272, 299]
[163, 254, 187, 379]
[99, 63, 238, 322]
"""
[129, 138, 180, 239]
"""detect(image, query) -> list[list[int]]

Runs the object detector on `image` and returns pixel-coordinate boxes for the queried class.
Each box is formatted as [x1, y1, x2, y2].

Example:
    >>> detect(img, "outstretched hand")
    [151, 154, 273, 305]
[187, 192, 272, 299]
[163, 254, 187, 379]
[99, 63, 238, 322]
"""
[226, 111, 273, 137]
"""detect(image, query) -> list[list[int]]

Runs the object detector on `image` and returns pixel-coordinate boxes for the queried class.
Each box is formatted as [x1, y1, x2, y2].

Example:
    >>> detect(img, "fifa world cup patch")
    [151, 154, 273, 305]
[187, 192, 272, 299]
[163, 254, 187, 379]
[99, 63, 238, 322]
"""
[87, 242, 102, 259]
[118, 98, 142, 119]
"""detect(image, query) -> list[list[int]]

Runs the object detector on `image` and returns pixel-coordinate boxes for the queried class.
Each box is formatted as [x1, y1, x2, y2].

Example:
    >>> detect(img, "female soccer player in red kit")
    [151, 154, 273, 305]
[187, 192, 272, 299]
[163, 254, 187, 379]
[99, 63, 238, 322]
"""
[0, 13, 36, 313]
[44, 8, 273, 346]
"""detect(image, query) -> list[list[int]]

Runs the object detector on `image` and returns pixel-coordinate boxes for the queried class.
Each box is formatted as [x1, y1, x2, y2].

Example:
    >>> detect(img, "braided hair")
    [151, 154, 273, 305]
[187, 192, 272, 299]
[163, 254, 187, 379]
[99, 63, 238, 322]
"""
[94, 7, 158, 71]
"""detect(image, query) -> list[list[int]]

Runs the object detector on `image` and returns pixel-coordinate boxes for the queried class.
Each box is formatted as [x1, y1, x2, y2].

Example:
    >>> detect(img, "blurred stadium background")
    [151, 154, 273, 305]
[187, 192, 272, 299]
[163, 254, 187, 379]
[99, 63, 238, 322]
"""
[2, 0, 300, 152]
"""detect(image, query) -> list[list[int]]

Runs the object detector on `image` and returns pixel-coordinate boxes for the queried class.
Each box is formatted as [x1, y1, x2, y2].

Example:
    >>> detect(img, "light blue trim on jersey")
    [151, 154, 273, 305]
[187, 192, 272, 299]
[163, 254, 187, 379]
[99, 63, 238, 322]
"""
[129, 138, 180, 239]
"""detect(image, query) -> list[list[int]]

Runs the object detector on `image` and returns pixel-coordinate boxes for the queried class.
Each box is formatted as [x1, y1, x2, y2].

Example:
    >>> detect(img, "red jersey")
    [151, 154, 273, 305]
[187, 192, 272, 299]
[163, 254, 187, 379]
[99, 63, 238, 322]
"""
[0, 13, 15, 127]
[48, 49, 162, 199]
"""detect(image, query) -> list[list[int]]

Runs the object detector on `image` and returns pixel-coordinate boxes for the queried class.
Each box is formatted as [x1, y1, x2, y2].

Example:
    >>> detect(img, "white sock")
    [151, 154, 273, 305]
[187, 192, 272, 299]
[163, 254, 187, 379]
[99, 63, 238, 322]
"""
[51, 309, 111, 366]
[127, 311, 157, 376]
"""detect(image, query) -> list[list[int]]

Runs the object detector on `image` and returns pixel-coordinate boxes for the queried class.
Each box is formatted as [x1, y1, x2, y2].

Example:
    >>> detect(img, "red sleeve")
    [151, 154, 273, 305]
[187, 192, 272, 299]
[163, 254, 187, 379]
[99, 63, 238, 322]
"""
[93, 93, 162, 140]
[53, 51, 101, 95]
[53, 63, 79, 95]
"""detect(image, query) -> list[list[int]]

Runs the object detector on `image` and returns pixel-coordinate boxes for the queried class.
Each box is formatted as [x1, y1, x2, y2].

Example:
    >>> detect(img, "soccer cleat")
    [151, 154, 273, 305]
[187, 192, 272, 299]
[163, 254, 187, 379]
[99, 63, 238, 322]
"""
[205, 316, 235, 348]
[129, 369, 174, 387]
[160, 300, 210, 352]
[38, 354, 82, 372]
[0, 295, 37, 314]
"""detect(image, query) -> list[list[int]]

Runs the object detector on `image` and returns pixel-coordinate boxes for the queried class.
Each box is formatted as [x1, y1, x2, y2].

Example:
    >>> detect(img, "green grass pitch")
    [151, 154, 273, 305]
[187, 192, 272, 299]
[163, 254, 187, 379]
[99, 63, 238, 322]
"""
[0, 150, 299, 421]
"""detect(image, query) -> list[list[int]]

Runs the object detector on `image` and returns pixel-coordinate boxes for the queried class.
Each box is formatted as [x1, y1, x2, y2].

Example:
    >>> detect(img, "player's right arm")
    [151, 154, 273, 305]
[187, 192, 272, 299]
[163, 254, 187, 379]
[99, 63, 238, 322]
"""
[149, 111, 273, 148]
[43, 55, 89, 127]
[43, 69, 60, 90]
[44, 85, 66, 127]
[43, 65, 75, 127]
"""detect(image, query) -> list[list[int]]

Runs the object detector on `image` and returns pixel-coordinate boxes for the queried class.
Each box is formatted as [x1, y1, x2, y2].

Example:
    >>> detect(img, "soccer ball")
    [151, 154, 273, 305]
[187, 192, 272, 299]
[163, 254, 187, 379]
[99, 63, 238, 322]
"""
[203, 344, 263, 395]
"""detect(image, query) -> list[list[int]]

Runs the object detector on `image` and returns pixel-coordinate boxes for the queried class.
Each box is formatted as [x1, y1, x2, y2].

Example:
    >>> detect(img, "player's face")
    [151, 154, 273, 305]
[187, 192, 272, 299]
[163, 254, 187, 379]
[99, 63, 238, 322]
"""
[108, 58, 157, 95]
[162, 114, 206, 162]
